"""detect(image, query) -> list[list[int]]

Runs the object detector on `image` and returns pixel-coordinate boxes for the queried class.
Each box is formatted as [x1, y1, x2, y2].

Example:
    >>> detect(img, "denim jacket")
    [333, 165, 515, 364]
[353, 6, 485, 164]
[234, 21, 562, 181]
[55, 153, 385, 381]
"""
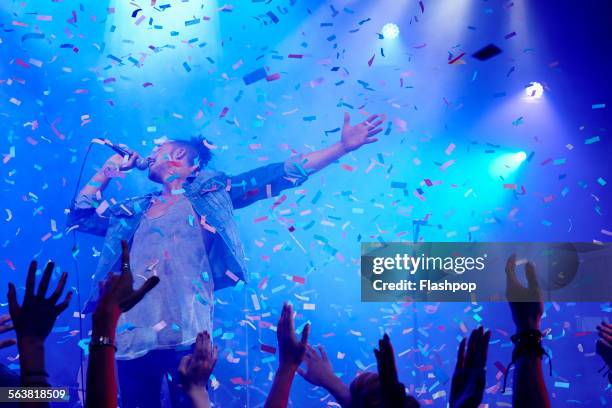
[67, 158, 308, 313]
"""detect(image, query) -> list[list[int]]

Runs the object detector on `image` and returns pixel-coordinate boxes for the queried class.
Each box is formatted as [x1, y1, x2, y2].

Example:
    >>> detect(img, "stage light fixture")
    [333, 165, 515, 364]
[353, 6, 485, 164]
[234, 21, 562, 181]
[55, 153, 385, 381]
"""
[382, 23, 400, 39]
[515, 151, 527, 162]
[525, 82, 544, 99]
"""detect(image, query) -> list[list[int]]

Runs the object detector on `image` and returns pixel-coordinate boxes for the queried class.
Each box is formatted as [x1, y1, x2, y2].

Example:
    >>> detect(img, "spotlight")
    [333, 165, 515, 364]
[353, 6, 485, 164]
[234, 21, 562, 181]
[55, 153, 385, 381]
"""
[514, 151, 527, 162]
[382, 23, 400, 40]
[525, 82, 544, 99]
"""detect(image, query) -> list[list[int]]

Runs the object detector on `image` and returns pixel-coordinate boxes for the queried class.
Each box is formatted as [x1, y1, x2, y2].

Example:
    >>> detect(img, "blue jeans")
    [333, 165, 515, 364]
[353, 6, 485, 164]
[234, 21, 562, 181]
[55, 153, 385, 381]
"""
[117, 348, 192, 408]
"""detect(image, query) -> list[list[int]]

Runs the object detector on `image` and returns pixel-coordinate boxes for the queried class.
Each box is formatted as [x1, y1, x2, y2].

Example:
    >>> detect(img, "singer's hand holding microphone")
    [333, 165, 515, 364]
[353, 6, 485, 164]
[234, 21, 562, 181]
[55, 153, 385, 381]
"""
[101, 141, 151, 174]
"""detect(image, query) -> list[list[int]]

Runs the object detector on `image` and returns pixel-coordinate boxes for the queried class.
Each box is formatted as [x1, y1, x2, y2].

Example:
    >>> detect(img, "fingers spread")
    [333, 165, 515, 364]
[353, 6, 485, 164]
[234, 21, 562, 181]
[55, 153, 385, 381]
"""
[55, 291, 73, 315]
[367, 128, 383, 137]
[363, 114, 379, 125]
[343, 112, 350, 126]
[25, 261, 37, 300]
[48, 271, 68, 304]
[7, 283, 18, 318]
[37, 261, 55, 299]
[0, 314, 11, 325]
[120, 276, 160, 312]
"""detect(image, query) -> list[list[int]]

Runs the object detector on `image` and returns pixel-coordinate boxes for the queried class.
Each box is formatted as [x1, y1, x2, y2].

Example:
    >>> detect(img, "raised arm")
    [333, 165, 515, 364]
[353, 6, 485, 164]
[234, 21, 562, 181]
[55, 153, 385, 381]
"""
[8, 260, 72, 408]
[86, 240, 160, 408]
[228, 112, 384, 209]
[300, 112, 384, 174]
[264, 302, 310, 408]
[67, 153, 140, 236]
[505, 255, 551, 408]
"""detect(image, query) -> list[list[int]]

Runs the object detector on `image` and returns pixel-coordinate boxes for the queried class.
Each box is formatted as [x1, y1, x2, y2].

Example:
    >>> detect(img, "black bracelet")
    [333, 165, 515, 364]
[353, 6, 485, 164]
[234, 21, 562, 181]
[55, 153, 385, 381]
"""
[502, 329, 552, 394]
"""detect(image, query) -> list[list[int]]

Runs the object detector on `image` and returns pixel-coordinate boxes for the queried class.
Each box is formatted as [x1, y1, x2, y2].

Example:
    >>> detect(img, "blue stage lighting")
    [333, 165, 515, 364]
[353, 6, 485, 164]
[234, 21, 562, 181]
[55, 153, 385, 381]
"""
[515, 151, 527, 162]
[382, 23, 400, 39]
[525, 82, 544, 99]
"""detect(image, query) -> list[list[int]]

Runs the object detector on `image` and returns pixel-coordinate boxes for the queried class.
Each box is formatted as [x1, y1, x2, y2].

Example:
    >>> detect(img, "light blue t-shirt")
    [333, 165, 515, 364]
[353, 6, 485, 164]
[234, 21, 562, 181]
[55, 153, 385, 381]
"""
[115, 195, 214, 360]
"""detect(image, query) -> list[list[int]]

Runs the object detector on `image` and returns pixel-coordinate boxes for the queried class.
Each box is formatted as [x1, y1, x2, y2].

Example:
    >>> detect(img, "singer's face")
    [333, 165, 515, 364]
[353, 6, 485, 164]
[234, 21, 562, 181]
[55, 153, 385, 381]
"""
[146, 143, 174, 184]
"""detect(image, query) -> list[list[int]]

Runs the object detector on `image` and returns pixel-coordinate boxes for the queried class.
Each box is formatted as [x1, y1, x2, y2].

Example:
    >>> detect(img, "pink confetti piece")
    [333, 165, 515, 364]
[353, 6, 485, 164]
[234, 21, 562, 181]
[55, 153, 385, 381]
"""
[439, 159, 455, 171]
[292, 275, 305, 284]
[266, 73, 281, 81]
[225, 270, 239, 282]
[254, 216, 269, 223]
[368, 54, 375, 66]
[445, 143, 455, 155]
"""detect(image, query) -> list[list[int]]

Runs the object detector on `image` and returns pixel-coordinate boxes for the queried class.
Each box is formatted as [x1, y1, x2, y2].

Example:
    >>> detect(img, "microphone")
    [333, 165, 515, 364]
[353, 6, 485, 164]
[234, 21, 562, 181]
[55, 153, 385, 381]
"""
[102, 139, 151, 170]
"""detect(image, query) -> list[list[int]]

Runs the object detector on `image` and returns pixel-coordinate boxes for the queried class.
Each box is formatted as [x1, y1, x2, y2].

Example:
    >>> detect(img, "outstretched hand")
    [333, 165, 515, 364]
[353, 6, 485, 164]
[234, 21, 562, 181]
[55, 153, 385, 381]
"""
[340, 112, 385, 153]
[505, 254, 543, 332]
[450, 327, 491, 408]
[8, 260, 72, 342]
[374, 334, 407, 407]
[93, 240, 160, 334]
[277, 302, 310, 369]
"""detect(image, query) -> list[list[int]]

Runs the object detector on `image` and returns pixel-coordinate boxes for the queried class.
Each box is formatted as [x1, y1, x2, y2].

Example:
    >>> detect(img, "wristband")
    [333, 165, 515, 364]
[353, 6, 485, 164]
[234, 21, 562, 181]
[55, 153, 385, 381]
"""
[502, 329, 552, 393]
[89, 335, 117, 351]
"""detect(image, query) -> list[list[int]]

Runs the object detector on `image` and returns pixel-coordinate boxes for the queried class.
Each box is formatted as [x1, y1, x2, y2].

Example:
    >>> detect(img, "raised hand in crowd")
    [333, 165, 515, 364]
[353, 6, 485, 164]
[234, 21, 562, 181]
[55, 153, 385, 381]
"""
[374, 333, 408, 408]
[6, 259, 71, 408]
[178, 331, 218, 408]
[264, 302, 310, 408]
[450, 327, 490, 408]
[298, 344, 351, 407]
[86, 240, 160, 408]
[505, 254, 550, 408]
[8, 260, 72, 388]
[596, 321, 612, 384]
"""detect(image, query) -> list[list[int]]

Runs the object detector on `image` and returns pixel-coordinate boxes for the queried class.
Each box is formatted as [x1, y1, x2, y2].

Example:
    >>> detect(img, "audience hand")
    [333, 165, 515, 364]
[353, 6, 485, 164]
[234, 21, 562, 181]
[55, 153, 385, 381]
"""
[298, 344, 351, 406]
[0, 314, 16, 349]
[93, 240, 160, 336]
[178, 331, 218, 393]
[450, 327, 491, 408]
[505, 254, 543, 332]
[7, 260, 71, 342]
[277, 302, 310, 369]
[374, 334, 407, 408]
[596, 322, 612, 368]
[298, 344, 336, 387]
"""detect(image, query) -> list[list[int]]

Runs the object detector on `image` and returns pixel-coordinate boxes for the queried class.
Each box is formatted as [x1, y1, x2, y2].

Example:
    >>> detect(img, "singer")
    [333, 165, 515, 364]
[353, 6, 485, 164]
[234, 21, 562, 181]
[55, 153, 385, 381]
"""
[67, 112, 384, 407]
